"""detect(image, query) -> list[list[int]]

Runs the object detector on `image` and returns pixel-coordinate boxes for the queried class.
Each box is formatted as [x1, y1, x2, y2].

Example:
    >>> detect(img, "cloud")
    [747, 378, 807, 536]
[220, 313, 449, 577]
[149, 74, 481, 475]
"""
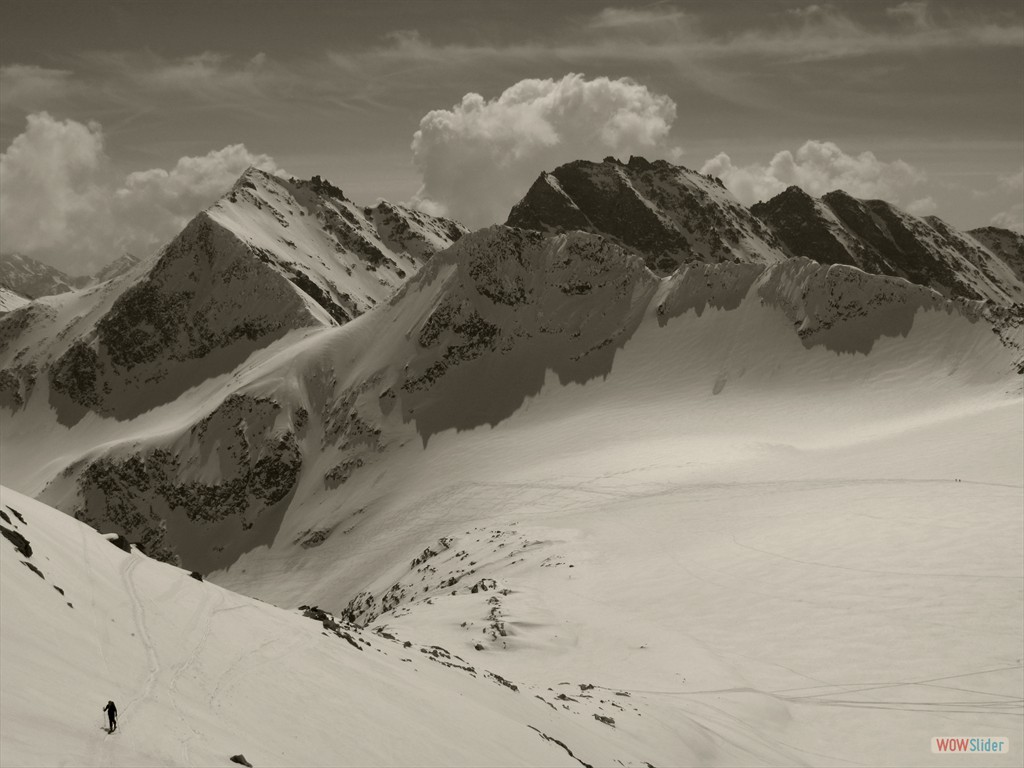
[886, 1, 931, 29]
[326, 3, 1023, 74]
[0, 113, 109, 265]
[727, 1, 1023, 61]
[0, 65, 73, 110]
[905, 196, 938, 216]
[586, 7, 690, 31]
[0, 113, 282, 274]
[991, 204, 1024, 233]
[111, 144, 283, 256]
[700, 140, 925, 206]
[410, 74, 678, 227]
[998, 166, 1024, 192]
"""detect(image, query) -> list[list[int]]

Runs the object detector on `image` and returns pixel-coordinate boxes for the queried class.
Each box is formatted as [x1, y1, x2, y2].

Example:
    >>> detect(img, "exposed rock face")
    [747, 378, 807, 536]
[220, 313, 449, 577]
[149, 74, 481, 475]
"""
[968, 226, 1024, 283]
[218, 169, 465, 324]
[47, 212, 324, 417]
[59, 394, 303, 565]
[0, 253, 86, 299]
[0, 362, 37, 410]
[748, 186, 860, 268]
[395, 226, 660, 439]
[752, 187, 1023, 304]
[506, 156, 786, 274]
[0, 168, 466, 420]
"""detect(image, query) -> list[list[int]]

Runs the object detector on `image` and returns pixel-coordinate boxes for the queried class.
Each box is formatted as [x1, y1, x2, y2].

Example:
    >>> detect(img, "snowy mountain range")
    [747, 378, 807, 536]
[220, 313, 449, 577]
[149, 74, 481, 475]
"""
[2, 158, 1022, 767]
[506, 156, 787, 273]
[0, 252, 90, 300]
[0, 253, 142, 314]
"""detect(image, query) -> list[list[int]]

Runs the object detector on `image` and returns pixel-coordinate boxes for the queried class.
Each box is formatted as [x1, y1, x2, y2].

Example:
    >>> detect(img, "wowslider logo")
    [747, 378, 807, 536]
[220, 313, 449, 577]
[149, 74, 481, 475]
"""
[932, 737, 1009, 754]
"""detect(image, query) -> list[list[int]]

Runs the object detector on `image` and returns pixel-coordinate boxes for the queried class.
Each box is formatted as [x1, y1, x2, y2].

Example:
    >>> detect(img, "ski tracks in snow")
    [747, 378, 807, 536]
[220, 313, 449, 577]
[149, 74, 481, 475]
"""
[118, 553, 223, 766]
[167, 583, 224, 765]
[80, 526, 119, 768]
[118, 555, 161, 759]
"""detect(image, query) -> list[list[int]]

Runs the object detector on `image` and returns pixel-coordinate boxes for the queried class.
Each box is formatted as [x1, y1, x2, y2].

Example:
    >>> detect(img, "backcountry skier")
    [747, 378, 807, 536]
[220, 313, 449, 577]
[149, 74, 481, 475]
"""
[103, 700, 117, 732]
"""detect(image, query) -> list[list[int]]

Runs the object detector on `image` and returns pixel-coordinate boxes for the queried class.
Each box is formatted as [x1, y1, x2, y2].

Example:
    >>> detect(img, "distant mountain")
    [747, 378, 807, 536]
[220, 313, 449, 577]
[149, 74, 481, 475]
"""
[0, 253, 87, 299]
[91, 252, 142, 284]
[750, 186, 1023, 304]
[506, 156, 787, 274]
[968, 226, 1024, 283]
[0, 167, 465, 420]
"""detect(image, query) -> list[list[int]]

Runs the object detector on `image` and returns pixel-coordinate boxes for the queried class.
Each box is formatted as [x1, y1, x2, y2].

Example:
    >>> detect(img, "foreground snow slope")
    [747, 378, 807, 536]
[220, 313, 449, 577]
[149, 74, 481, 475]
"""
[2, 486, 689, 767]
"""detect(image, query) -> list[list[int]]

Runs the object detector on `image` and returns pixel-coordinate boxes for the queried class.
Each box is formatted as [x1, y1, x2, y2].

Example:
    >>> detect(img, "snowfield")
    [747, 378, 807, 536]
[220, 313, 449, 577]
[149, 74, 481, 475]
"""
[2, 486, 645, 767]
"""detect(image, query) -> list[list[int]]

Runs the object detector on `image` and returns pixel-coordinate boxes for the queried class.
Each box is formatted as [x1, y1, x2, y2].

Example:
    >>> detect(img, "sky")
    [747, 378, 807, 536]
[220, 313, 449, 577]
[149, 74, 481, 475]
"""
[0, 0, 1022, 274]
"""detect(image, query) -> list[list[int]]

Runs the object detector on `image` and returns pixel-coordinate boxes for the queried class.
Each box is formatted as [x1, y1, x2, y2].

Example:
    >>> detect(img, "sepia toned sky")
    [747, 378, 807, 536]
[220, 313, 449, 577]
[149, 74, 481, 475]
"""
[1, 0, 1022, 272]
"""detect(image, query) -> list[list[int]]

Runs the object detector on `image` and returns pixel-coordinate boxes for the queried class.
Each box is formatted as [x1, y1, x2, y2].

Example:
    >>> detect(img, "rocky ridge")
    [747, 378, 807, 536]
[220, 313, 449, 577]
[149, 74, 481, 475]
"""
[751, 186, 1023, 304]
[0, 168, 465, 420]
[968, 226, 1024, 283]
[506, 156, 787, 274]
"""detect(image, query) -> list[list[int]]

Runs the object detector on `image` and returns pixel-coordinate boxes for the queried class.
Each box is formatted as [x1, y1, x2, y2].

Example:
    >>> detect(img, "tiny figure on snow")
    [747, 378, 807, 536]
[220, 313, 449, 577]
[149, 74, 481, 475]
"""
[103, 700, 117, 732]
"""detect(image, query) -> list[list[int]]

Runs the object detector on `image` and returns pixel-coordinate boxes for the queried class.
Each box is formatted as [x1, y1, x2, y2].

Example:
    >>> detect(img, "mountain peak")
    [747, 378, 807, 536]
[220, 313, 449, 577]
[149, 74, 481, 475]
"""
[0, 253, 87, 299]
[506, 157, 785, 274]
[754, 187, 1023, 303]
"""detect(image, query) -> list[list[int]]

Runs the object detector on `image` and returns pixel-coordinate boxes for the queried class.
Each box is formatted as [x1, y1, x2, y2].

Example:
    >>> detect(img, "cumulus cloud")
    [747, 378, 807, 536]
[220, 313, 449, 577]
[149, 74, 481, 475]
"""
[0, 113, 109, 265]
[0, 112, 281, 274]
[700, 140, 925, 206]
[410, 74, 678, 228]
[113, 144, 282, 252]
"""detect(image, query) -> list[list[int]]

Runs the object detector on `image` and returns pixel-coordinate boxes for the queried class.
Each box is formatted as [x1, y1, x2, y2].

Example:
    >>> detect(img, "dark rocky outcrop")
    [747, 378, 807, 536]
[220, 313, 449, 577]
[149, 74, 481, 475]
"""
[1, 525, 32, 557]
[507, 156, 785, 274]
[969, 226, 1024, 283]
[753, 187, 1023, 304]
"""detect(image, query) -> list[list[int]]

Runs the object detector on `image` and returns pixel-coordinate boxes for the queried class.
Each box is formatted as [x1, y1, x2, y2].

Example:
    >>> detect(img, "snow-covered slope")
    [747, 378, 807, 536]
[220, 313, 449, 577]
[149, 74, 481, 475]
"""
[1, 485, 678, 767]
[506, 156, 787, 273]
[90, 253, 142, 285]
[0, 285, 30, 314]
[752, 187, 1024, 304]
[0, 169, 464, 421]
[211, 169, 465, 324]
[0, 253, 87, 299]
[969, 226, 1024, 283]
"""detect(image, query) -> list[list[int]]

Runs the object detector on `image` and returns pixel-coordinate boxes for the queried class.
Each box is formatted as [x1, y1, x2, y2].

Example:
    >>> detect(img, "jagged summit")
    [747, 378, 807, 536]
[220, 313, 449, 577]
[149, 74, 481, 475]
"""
[506, 156, 786, 274]
[0, 168, 466, 420]
[214, 167, 465, 321]
[753, 188, 1023, 304]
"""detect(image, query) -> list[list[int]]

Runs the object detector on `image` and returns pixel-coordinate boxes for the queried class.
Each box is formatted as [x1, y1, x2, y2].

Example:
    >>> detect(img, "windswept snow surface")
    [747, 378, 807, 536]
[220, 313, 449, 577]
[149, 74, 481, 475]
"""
[0, 286, 30, 314]
[1, 486, 645, 767]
